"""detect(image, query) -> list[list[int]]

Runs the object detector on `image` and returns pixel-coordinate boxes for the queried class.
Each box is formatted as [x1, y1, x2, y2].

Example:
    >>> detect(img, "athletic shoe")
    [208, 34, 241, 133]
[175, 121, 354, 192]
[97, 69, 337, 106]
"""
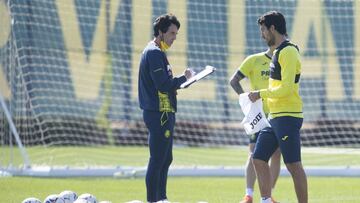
[239, 195, 252, 203]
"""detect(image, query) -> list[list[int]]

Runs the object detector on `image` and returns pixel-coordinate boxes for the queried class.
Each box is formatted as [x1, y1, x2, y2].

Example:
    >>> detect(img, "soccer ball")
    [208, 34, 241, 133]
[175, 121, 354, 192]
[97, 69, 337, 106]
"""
[59, 190, 78, 203]
[73, 200, 87, 203]
[44, 194, 66, 203]
[22, 197, 41, 203]
[76, 193, 97, 203]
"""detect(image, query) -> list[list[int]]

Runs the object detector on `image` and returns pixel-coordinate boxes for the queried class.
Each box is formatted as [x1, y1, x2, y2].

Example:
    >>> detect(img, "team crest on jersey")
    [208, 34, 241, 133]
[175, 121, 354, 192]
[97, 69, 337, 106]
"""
[165, 130, 171, 138]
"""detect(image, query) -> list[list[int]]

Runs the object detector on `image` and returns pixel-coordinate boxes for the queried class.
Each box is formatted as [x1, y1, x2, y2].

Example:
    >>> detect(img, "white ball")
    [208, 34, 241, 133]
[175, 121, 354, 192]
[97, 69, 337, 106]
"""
[77, 193, 97, 203]
[22, 197, 41, 203]
[59, 190, 78, 203]
[73, 200, 87, 203]
[44, 194, 66, 203]
[99, 201, 112, 203]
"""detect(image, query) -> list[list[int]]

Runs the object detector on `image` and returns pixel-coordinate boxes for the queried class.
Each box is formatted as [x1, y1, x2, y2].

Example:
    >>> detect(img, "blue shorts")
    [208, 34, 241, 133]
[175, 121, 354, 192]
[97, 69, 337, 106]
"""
[253, 116, 303, 163]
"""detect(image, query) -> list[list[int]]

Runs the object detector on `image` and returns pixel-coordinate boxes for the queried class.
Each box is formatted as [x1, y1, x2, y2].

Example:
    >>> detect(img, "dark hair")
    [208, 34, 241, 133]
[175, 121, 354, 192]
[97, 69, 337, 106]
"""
[153, 13, 180, 37]
[257, 11, 287, 35]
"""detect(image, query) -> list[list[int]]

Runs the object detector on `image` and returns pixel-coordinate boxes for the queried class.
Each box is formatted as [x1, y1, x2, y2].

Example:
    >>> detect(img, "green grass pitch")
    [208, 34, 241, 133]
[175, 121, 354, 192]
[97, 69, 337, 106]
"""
[1, 146, 360, 202]
[1, 176, 360, 202]
[3, 146, 360, 167]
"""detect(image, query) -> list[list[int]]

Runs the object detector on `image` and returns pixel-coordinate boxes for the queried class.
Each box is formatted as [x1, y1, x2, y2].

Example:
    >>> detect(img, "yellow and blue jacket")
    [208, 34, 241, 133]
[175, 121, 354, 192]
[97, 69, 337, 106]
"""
[259, 40, 303, 119]
[138, 41, 187, 112]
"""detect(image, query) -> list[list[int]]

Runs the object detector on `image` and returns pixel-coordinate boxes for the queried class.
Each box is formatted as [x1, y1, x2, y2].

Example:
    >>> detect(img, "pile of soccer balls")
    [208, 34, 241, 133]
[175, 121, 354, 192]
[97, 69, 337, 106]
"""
[22, 190, 111, 203]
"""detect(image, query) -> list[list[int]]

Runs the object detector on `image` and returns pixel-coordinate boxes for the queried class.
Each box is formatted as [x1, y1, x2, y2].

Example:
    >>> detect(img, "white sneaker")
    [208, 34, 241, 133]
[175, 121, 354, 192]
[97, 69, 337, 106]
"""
[125, 200, 143, 203]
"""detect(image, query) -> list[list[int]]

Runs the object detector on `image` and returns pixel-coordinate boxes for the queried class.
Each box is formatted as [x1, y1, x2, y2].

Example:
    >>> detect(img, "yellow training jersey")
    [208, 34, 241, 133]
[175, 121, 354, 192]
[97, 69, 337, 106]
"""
[259, 40, 303, 119]
[239, 52, 271, 113]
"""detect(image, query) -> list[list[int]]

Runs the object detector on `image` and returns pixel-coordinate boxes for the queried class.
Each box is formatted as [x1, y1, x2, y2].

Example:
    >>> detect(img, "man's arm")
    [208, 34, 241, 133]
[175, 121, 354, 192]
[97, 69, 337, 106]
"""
[148, 50, 187, 91]
[229, 70, 246, 95]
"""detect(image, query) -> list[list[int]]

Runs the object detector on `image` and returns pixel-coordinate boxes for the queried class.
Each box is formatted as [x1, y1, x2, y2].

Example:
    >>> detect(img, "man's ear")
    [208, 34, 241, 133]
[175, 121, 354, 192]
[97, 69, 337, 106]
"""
[270, 25, 276, 32]
[159, 31, 165, 40]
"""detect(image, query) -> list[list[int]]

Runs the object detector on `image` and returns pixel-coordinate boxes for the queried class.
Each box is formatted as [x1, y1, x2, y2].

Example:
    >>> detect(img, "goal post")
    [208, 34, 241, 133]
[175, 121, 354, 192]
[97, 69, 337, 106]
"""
[1, 0, 360, 177]
[0, 91, 30, 169]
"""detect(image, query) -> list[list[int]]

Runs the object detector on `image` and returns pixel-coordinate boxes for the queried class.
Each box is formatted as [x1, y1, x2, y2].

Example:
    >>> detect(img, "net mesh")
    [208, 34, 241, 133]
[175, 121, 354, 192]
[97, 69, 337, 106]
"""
[1, 0, 360, 170]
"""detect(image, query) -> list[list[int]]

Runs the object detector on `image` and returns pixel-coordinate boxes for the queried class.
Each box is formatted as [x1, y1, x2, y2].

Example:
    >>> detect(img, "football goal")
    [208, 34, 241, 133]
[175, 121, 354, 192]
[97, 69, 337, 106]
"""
[1, 0, 360, 177]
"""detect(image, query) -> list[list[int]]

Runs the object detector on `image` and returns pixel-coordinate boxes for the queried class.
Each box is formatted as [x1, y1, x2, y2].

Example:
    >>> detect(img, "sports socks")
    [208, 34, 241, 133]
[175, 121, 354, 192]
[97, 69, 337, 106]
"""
[260, 197, 271, 203]
[246, 188, 254, 197]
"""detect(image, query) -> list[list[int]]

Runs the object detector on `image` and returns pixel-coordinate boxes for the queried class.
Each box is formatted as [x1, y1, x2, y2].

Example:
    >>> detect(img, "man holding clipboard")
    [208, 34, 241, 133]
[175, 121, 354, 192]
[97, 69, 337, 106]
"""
[180, 65, 216, 89]
[138, 13, 214, 203]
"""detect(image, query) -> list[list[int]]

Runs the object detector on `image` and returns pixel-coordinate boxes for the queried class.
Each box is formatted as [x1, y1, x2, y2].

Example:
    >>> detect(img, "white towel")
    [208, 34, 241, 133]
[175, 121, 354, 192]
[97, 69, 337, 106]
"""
[238, 93, 270, 135]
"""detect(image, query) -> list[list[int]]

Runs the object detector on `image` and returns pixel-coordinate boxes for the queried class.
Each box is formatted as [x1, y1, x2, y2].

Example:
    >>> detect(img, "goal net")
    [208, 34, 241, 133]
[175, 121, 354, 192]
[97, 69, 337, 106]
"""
[1, 0, 360, 177]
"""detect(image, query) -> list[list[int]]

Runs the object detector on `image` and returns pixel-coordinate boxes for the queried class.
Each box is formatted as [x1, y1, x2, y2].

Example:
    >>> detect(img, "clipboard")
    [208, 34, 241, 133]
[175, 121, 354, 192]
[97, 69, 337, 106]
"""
[180, 65, 216, 88]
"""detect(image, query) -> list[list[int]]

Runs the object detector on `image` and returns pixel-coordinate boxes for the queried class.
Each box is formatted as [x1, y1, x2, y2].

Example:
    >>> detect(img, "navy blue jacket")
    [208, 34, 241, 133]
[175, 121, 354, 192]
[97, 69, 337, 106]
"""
[138, 41, 187, 112]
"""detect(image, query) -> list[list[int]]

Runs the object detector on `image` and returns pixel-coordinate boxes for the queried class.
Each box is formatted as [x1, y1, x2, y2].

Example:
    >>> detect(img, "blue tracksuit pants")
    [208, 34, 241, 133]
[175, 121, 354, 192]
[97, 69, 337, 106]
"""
[143, 110, 175, 202]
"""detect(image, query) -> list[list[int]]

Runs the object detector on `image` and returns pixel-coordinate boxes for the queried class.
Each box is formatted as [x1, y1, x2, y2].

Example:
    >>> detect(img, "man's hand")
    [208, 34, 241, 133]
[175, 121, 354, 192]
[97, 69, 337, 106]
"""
[248, 91, 260, 102]
[184, 68, 195, 80]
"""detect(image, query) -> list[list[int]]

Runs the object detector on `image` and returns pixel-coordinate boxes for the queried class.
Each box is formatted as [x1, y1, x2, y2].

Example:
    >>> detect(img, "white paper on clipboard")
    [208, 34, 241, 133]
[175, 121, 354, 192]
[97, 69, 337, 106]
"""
[180, 65, 216, 88]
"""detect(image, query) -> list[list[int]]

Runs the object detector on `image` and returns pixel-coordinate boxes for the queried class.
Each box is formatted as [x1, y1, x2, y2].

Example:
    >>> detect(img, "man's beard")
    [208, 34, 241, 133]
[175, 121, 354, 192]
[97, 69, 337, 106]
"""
[267, 36, 275, 46]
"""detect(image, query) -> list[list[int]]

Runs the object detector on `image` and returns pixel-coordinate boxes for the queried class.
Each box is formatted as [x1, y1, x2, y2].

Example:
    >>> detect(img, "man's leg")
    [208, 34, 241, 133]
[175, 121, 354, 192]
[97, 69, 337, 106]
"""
[286, 162, 308, 203]
[269, 148, 281, 202]
[158, 143, 173, 201]
[252, 127, 278, 200]
[241, 132, 259, 203]
[252, 158, 272, 198]
[158, 112, 175, 201]
[239, 143, 256, 203]
[246, 143, 257, 192]
[269, 148, 281, 189]
[146, 150, 163, 202]
[144, 111, 172, 202]
[272, 116, 307, 203]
